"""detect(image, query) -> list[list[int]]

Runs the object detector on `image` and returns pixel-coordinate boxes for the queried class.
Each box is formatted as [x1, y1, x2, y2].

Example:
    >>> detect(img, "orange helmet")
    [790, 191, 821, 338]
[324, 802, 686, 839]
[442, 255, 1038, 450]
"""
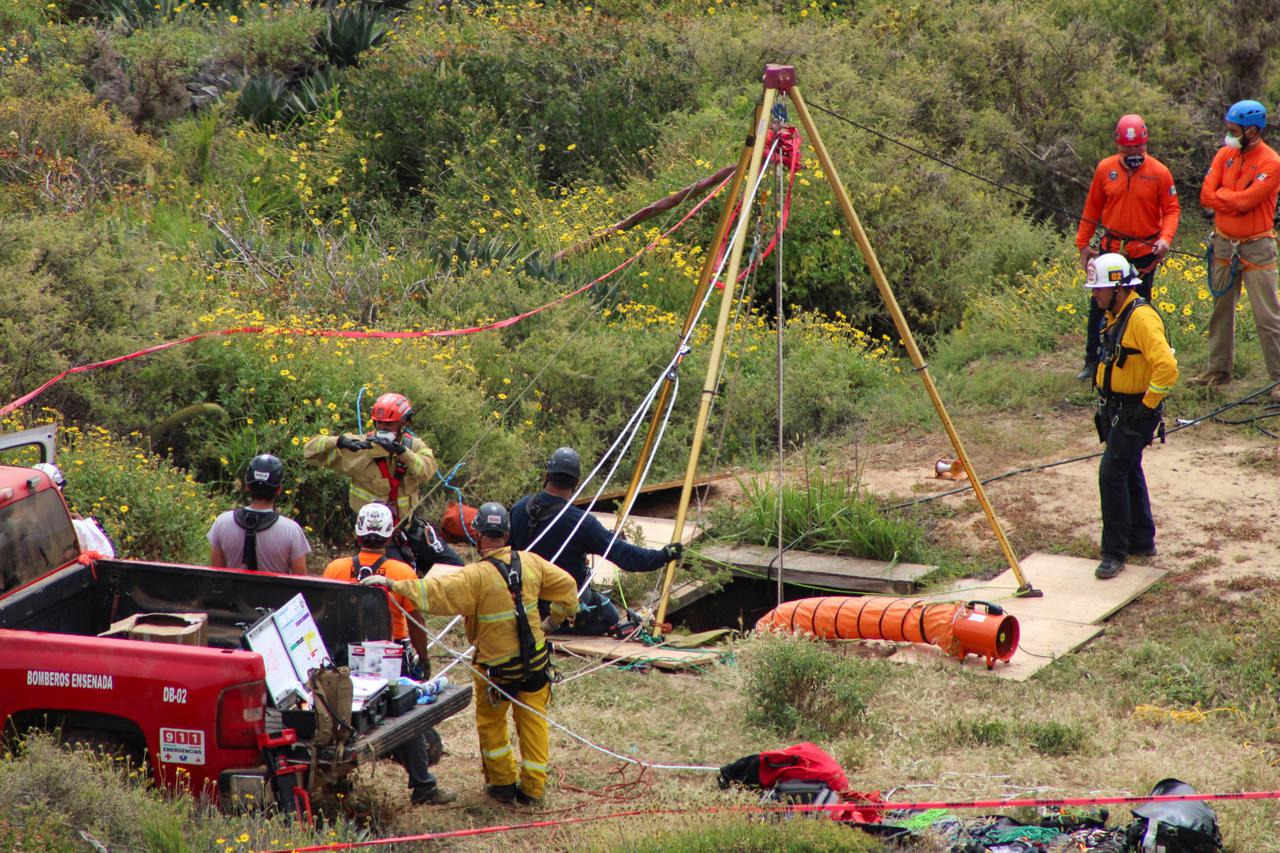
[370, 392, 413, 427]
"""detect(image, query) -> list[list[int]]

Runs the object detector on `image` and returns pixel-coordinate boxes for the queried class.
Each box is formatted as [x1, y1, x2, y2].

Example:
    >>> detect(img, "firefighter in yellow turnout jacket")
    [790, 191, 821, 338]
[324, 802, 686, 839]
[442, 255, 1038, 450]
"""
[363, 501, 579, 805]
[304, 392, 463, 573]
[1087, 253, 1178, 580]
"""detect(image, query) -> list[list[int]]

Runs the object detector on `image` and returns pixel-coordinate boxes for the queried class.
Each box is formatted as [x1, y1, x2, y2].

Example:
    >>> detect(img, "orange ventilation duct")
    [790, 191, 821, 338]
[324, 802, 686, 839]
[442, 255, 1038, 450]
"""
[755, 596, 1019, 669]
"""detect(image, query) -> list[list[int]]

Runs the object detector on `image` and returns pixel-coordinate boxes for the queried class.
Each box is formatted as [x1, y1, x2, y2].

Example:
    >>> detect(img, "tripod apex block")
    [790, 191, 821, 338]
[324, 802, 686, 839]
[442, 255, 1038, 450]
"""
[762, 64, 796, 90]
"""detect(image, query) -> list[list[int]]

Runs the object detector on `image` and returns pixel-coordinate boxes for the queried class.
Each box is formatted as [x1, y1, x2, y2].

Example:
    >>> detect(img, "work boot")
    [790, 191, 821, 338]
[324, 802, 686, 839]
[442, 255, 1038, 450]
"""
[1095, 558, 1126, 580]
[1186, 372, 1231, 387]
[411, 784, 457, 806]
[486, 783, 518, 804]
[1075, 360, 1098, 382]
[514, 787, 541, 806]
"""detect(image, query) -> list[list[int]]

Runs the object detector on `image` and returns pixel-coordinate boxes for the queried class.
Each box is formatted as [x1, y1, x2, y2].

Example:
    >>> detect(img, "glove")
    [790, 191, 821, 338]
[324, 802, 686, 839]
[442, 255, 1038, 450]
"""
[360, 574, 392, 589]
[1078, 245, 1098, 270]
[337, 434, 372, 452]
[659, 542, 684, 563]
[372, 435, 407, 456]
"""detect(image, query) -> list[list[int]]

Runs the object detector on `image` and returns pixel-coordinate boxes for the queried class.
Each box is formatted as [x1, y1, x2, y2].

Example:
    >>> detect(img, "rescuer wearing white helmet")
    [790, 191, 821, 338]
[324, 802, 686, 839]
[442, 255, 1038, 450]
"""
[32, 462, 116, 558]
[1085, 253, 1178, 580]
[322, 502, 456, 807]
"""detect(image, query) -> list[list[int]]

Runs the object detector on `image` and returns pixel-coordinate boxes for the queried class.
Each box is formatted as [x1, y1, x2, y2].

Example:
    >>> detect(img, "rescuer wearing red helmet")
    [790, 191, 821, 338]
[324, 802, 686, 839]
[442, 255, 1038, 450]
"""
[304, 392, 464, 574]
[1074, 114, 1181, 381]
[1192, 100, 1280, 398]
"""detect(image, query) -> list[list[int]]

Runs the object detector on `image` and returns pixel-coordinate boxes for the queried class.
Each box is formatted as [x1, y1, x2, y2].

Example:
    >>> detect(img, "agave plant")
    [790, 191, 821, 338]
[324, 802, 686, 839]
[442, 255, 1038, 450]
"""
[317, 4, 390, 69]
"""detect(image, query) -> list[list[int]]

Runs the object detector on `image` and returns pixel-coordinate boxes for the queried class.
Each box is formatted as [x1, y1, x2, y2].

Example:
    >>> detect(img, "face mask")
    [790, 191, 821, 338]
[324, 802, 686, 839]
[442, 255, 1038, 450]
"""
[375, 429, 397, 444]
[1224, 133, 1243, 150]
[1122, 154, 1145, 170]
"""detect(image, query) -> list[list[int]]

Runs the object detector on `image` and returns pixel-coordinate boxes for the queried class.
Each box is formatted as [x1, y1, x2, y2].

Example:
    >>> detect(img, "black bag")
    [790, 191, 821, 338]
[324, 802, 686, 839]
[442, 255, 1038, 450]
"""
[1124, 779, 1223, 852]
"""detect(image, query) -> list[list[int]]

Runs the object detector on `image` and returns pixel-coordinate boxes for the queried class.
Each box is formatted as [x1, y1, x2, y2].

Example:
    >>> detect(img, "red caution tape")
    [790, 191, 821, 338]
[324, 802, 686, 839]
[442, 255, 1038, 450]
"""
[255, 789, 1280, 853]
[0, 175, 730, 420]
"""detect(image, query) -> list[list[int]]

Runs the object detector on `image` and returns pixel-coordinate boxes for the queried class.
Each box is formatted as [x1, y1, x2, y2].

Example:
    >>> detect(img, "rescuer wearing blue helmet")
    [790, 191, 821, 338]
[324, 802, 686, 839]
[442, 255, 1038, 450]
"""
[1193, 99, 1280, 399]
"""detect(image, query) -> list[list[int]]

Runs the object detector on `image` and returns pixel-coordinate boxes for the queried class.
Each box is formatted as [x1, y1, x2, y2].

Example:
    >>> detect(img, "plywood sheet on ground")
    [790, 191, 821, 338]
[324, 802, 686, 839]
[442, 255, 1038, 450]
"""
[584, 513, 700, 585]
[572, 472, 734, 505]
[548, 635, 724, 671]
[886, 551, 1163, 680]
[697, 544, 936, 595]
[889, 616, 1103, 681]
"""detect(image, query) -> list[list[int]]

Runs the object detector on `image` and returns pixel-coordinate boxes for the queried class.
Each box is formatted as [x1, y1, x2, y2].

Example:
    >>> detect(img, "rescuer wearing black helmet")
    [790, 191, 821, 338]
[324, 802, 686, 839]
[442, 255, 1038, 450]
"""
[508, 447, 683, 636]
[208, 454, 312, 574]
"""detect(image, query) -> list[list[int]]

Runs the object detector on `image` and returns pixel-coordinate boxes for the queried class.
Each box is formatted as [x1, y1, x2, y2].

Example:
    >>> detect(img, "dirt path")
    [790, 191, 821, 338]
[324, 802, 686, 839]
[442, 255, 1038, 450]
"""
[852, 416, 1280, 594]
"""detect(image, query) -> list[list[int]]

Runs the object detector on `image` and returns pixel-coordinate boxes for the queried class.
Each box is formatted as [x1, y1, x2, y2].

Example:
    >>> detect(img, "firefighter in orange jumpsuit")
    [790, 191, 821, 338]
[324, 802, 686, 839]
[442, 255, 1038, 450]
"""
[1075, 114, 1181, 380]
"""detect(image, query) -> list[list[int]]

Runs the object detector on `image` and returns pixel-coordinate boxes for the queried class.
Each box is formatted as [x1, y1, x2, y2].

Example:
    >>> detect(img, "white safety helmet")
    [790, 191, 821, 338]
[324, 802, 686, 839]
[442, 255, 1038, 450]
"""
[33, 462, 65, 488]
[1085, 252, 1142, 289]
[355, 502, 395, 539]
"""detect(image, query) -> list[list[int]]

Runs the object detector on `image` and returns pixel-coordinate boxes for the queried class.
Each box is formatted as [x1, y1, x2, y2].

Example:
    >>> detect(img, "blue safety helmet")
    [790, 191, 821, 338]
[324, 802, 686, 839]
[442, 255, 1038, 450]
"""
[1225, 100, 1268, 129]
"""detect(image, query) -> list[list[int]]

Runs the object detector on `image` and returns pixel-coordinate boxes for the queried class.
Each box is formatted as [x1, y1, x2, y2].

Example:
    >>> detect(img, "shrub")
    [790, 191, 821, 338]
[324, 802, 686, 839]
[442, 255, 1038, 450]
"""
[943, 716, 1010, 748]
[56, 423, 223, 563]
[218, 6, 324, 80]
[740, 632, 879, 738]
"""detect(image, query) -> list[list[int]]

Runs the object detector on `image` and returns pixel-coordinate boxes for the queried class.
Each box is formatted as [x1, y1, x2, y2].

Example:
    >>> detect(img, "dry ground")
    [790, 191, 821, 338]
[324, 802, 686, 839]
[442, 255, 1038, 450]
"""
[343, 412, 1280, 851]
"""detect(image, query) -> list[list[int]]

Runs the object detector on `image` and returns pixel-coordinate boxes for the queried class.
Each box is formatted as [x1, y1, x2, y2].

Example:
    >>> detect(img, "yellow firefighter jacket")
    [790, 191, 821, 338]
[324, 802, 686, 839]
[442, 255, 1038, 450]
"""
[1092, 290, 1179, 409]
[303, 432, 437, 520]
[388, 546, 579, 668]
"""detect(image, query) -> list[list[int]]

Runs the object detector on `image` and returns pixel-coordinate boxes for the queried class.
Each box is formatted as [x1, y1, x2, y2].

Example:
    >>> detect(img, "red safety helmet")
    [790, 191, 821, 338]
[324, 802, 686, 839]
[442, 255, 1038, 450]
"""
[370, 392, 414, 427]
[1114, 114, 1149, 146]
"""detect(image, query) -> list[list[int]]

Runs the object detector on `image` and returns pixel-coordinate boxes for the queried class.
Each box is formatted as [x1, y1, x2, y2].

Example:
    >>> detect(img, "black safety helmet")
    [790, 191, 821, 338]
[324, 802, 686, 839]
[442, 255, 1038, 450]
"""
[545, 446, 581, 481]
[245, 454, 286, 489]
[475, 502, 510, 537]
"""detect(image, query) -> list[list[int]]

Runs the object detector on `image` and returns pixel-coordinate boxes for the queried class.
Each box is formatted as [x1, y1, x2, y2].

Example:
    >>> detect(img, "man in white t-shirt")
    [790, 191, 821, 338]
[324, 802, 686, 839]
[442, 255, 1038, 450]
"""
[207, 454, 311, 575]
[33, 462, 116, 559]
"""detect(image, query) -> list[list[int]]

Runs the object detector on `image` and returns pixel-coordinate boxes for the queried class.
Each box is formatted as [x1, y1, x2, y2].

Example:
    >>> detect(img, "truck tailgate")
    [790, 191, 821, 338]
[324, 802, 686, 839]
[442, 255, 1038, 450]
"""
[352, 684, 472, 762]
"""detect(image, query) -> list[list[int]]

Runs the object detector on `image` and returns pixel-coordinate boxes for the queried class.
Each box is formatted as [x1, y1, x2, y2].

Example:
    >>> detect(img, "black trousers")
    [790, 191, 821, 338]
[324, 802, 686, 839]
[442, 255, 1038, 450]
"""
[1085, 253, 1157, 364]
[1098, 400, 1159, 561]
[393, 732, 437, 793]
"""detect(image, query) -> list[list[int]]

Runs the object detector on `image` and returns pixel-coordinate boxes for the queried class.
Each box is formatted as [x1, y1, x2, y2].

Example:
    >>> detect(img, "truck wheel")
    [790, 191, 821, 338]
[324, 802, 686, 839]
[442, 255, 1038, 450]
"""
[58, 726, 146, 771]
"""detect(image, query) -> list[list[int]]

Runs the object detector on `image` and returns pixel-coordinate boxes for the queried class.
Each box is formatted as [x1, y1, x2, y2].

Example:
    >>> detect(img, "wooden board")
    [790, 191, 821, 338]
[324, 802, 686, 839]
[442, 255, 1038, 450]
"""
[571, 472, 735, 506]
[585, 513, 701, 585]
[886, 551, 1164, 680]
[697, 544, 936, 595]
[548, 635, 724, 671]
[889, 616, 1103, 682]
[666, 578, 714, 613]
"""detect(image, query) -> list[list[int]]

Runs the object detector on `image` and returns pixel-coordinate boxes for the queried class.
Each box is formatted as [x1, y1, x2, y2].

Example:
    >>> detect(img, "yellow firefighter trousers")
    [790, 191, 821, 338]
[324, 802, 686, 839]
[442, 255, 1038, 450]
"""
[473, 675, 552, 799]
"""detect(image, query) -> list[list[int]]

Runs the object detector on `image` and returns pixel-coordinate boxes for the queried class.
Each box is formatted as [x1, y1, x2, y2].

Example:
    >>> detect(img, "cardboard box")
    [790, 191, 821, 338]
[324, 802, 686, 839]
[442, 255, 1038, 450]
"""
[99, 612, 209, 646]
[347, 641, 402, 681]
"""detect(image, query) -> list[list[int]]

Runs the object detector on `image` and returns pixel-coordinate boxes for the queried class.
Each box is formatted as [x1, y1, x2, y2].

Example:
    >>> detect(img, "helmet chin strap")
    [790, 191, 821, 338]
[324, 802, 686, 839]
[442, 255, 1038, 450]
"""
[1107, 288, 1123, 313]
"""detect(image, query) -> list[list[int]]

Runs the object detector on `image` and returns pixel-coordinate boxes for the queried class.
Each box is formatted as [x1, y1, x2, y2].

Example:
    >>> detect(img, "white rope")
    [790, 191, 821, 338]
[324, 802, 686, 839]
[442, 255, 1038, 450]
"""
[391, 596, 720, 772]
[426, 139, 783, 654]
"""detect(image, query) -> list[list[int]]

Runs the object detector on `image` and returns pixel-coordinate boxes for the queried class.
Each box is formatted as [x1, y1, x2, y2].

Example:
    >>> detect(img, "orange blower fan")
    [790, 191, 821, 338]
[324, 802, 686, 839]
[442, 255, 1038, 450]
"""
[756, 596, 1019, 670]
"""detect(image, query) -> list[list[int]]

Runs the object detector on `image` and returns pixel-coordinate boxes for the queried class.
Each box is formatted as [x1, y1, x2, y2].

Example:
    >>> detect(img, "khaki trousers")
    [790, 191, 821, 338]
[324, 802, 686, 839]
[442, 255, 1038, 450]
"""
[1207, 235, 1280, 378]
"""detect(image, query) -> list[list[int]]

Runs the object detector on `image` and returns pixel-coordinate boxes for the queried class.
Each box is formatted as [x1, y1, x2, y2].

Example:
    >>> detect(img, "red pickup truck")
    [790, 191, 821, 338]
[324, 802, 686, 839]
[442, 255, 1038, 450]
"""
[0, 425, 470, 813]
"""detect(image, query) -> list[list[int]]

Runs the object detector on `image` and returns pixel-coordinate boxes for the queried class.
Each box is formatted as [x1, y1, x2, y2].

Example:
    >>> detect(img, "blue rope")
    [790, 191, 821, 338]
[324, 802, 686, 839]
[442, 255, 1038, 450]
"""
[355, 386, 368, 432]
[435, 461, 476, 545]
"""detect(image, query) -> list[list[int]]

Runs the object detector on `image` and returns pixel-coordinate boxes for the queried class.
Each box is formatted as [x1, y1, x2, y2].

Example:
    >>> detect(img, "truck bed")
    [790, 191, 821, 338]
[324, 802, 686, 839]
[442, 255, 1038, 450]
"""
[0, 558, 392, 658]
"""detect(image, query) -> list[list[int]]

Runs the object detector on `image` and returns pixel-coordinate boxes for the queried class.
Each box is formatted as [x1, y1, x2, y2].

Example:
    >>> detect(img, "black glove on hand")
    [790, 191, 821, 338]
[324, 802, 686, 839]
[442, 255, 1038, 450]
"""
[659, 542, 684, 563]
[337, 434, 372, 451]
[372, 435, 407, 455]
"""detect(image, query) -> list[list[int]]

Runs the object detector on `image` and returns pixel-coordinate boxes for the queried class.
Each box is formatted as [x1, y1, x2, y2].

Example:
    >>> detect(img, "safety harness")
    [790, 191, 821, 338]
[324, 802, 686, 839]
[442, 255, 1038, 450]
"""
[373, 456, 408, 523]
[347, 552, 388, 582]
[1205, 229, 1278, 298]
[232, 507, 280, 571]
[1094, 296, 1167, 445]
[483, 552, 554, 702]
[1095, 296, 1151, 399]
